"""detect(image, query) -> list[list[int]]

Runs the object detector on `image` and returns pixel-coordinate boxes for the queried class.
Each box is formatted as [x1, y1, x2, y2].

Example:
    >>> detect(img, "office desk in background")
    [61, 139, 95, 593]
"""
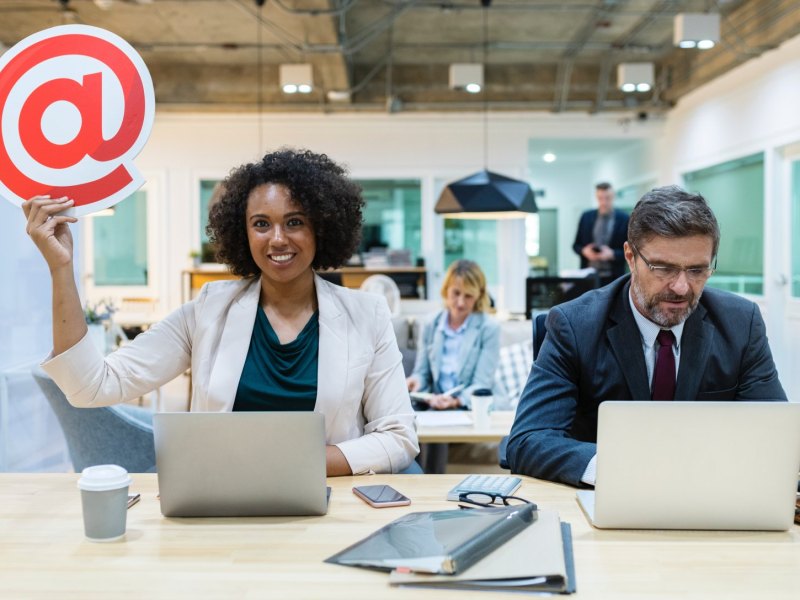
[182, 266, 428, 302]
[2, 474, 799, 599]
[416, 410, 514, 444]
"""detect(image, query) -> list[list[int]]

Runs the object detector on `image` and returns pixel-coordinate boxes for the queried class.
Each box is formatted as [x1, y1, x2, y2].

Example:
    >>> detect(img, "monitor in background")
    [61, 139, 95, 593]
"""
[577, 401, 800, 531]
[525, 275, 600, 319]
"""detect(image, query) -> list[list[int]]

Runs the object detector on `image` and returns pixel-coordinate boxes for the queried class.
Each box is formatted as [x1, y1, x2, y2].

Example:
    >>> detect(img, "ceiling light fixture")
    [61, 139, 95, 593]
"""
[450, 63, 483, 94]
[542, 152, 556, 163]
[674, 13, 720, 49]
[280, 64, 313, 94]
[435, 0, 537, 220]
[617, 62, 654, 94]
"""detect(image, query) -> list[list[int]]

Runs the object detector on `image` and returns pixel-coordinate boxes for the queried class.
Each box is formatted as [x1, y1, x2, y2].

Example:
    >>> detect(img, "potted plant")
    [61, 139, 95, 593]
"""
[83, 299, 116, 352]
[189, 249, 201, 268]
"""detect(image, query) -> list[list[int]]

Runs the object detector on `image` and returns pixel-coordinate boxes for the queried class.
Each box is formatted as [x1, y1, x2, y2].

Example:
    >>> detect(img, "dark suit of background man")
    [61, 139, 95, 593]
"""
[573, 182, 630, 286]
[509, 185, 786, 487]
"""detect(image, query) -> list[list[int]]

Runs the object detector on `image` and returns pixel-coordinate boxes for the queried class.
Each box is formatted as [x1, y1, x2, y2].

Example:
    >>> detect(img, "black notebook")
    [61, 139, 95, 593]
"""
[325, 504, 536, 575]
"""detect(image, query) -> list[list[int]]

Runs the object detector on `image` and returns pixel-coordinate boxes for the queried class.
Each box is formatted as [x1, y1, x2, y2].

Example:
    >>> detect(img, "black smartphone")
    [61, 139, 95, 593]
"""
[591, 244, 602, 252]
[127, 493, 141, 509]
[352, 485, 411, 508]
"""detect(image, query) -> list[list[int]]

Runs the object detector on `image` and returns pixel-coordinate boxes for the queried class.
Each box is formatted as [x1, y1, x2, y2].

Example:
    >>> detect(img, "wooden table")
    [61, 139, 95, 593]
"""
[2, 474, 798, 599]
[416, 410, 514, 443]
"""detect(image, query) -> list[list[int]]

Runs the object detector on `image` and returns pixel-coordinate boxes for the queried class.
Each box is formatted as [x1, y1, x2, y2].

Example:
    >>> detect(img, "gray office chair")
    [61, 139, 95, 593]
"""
[32, 370, 156, 473]
[498, 311, 548, 469]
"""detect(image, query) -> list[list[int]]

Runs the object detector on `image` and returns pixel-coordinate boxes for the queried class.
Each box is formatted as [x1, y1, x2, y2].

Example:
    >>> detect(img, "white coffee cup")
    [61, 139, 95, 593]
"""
[470, 388, 493, 430]
[77, 464, 132, 542]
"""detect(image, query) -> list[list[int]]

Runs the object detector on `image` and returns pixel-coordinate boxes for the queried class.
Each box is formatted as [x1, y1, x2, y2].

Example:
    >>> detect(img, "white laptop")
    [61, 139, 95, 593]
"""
[154, 412, 328, 517]
[576, 401, 800, 530]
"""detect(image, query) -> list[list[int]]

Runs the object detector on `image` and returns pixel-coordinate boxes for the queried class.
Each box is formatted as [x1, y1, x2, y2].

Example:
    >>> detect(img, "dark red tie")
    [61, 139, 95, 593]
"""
[652, 330, 676, 401]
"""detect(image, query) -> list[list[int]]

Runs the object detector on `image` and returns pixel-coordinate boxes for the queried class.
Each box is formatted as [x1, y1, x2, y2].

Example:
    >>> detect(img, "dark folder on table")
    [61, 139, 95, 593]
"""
[324, 504, 536, 575]
[388, 510, 576, 594]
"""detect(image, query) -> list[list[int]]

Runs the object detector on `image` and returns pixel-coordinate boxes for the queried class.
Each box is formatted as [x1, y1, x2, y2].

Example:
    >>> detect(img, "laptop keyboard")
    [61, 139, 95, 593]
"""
[446, 475, 522, 501]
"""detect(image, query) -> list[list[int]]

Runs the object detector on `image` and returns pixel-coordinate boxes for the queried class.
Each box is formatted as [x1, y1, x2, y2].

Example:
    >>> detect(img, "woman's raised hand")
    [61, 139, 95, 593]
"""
[22, 196, 78, 272]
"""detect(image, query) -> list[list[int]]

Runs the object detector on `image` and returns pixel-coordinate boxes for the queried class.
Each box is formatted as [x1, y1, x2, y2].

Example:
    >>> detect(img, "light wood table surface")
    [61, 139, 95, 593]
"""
[416, 410, 514, 443]
[1, 473, 799, 599]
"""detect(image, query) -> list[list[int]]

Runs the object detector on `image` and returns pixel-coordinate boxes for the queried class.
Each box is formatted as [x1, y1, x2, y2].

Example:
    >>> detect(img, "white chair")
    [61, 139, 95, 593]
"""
[359, 274, 402, 316]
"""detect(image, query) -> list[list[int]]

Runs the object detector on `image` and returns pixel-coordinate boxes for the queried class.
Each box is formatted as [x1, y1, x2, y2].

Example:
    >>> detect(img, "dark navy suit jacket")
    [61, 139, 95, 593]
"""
[506, 276, 787, 487]
[572, 208, 629, 279]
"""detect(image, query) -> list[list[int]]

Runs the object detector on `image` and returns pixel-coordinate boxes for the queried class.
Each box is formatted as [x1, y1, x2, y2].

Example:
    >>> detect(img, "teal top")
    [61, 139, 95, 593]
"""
[233, 309, 319, 412]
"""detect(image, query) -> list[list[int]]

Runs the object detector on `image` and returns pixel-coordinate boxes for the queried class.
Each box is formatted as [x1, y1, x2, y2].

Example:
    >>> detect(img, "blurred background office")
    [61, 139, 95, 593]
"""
[2, 0, 800, 472]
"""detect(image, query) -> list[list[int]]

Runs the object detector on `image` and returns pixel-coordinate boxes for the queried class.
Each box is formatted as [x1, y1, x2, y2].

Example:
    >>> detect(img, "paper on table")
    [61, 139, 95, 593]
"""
[415, 411, 472, 427]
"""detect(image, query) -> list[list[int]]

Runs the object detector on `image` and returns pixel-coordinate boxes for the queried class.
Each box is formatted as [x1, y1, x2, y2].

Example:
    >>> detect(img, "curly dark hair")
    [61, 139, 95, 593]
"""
[207, 148, 364, 277]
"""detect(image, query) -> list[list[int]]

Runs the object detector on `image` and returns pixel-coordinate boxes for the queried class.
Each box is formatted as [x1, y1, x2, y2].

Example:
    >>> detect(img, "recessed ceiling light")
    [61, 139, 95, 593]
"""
[465, 83, 481, 94]
[543, 152, 556, 163]
[280, 64, 313, 95]
[674, 13, 720, 50]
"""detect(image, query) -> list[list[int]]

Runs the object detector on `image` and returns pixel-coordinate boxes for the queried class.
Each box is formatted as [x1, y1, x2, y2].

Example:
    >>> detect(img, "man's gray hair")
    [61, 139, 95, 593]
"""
[628, 185, 720, 257]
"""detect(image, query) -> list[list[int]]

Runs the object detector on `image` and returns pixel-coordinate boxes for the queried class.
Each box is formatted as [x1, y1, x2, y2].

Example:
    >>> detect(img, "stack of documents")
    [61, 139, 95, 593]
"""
[389, 510, 575, 594]
[326, 506, 575, 594]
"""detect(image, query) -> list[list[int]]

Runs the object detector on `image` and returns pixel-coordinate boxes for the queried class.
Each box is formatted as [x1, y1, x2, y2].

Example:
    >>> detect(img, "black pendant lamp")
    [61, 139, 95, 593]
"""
[435, 1, 537, 220]
[436, 170, 536, 219]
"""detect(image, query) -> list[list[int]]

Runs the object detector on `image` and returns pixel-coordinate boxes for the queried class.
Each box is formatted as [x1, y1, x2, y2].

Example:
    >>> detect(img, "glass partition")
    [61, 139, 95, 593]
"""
[199, 179, 219, 263]
[792, 160, 800, 297]
[683, 153, 764, 295]
[357, 180, 422, 265]
[443, 219, 498, 286]
[93, 191, 148, 286]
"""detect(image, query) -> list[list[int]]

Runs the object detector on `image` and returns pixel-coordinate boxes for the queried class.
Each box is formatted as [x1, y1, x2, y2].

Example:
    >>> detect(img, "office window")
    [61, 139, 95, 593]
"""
[199, 180, 220, 263]
[792, 160, 800, 297]
[444, 219, 498, 286]
[357, 180, 422, 264]
[683, 153, 764, 295]
[93, 191, 148, 286]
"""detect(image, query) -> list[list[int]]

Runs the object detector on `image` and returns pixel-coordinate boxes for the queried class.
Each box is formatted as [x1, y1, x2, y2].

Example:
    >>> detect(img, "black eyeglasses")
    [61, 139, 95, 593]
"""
[457, 492, 536, 510]
[631, 242, 716, 283]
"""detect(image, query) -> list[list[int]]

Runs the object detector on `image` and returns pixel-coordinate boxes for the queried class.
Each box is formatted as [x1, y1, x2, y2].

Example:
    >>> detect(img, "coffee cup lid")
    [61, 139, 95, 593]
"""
[471, 388, 493, 397]
[78, 464, 132, 492]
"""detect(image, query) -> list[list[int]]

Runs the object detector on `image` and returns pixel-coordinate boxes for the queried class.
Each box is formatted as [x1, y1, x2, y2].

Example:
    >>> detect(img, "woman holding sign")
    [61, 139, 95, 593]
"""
[23, 149, 418, 476]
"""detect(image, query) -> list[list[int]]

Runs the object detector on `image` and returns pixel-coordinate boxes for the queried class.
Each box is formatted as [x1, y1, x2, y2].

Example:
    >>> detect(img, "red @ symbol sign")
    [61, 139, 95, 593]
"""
[0, 25, 154, 216]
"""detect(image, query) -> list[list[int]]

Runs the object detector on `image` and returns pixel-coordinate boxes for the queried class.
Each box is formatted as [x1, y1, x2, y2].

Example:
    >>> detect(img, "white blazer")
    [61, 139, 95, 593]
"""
[42, 275, 419, 474]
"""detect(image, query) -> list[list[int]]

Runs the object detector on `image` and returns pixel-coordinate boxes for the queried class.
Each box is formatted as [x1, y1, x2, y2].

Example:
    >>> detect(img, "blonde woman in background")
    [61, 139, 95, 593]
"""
[406, 260, 501, 472]
[407, 260, 500, 409]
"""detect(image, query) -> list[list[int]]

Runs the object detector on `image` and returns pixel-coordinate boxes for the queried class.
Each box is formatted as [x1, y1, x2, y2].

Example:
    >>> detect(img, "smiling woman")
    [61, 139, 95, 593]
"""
[31, 149, 419, 477]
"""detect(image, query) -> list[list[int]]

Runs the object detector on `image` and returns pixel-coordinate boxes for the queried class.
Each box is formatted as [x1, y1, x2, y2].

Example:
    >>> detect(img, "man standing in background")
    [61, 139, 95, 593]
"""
[573, 182, 629, 286]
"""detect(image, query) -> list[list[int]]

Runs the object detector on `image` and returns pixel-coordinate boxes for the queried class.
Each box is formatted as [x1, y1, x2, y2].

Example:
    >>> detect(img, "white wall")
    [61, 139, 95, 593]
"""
[593, 140, 659, 195]
[659, 34, 800, 398]
[0, 202, 85, 370]
[529, 160, 595, 272]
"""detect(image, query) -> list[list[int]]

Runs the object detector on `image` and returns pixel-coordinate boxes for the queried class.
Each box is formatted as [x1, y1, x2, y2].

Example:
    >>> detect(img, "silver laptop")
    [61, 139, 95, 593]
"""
[154, 412, 328, 517]
[576, 401, 800, 530]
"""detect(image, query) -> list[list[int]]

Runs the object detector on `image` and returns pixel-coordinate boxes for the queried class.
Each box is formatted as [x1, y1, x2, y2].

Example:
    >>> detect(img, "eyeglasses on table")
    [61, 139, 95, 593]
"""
[457, 491, 536, 510]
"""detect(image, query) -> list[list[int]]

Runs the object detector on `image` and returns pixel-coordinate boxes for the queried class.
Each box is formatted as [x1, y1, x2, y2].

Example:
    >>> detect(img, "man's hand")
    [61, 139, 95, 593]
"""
[581, 243, 601, 261]
[596, 245, 615, 261]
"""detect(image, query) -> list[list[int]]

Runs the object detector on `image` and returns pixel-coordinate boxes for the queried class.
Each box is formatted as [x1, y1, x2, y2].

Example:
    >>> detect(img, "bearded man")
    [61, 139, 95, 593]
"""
[507, 185, 786, 487]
